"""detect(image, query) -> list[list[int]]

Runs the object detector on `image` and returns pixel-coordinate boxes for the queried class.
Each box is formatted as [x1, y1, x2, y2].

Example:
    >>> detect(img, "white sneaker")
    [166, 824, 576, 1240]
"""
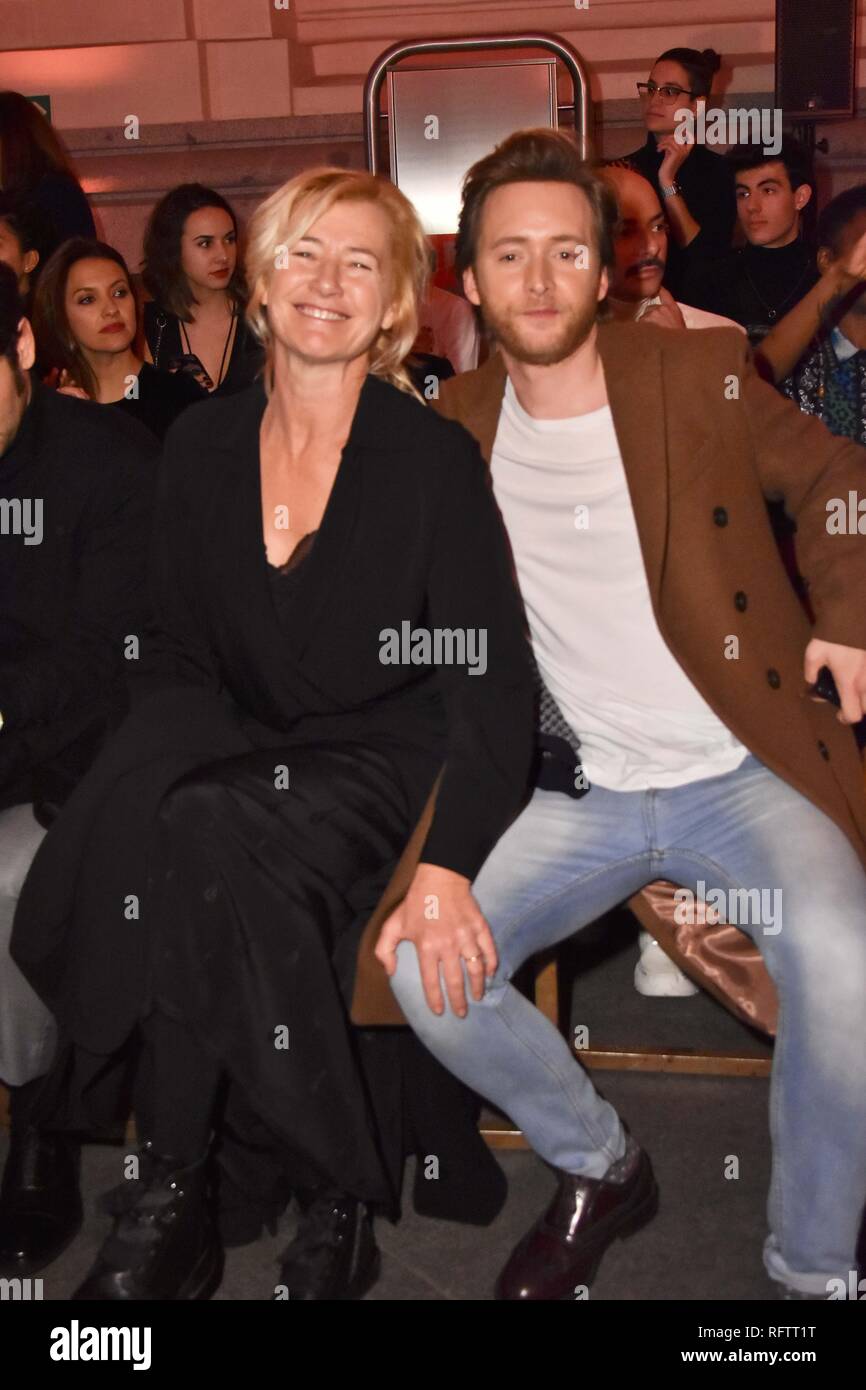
[633, 931, 700, 997]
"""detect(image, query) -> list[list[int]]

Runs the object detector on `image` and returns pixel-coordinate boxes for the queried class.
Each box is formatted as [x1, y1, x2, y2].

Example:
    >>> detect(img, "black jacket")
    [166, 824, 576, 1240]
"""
[12, 374, 535, 1053]
[0, 381, 156, 811]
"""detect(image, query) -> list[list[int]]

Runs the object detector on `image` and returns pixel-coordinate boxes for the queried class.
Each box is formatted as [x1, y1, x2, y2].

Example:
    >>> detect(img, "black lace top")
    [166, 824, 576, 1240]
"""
[266, 531, 318, 622]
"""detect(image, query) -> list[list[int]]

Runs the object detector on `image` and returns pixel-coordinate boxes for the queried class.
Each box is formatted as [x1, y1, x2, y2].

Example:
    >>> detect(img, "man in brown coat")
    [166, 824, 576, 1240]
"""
[376, 130, 866, 1301]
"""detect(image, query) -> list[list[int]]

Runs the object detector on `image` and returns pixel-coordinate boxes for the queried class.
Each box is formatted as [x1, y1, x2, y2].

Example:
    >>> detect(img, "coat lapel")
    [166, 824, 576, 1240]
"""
[451, 324, 672, 605]
[596, 319, 670, 604]
[455, 354, 508, 466]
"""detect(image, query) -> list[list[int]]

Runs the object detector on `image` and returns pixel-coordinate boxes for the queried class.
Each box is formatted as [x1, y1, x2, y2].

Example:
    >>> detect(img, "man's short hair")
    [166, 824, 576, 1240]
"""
[0, 260, 24, 367]
[726, 137, 814, 199]
[816, 183, 866, 257]
[455, 128, 619, 279]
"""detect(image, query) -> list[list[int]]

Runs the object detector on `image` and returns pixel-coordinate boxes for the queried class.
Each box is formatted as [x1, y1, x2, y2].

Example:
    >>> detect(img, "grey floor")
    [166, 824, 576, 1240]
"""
[2, 908, 784, 1301]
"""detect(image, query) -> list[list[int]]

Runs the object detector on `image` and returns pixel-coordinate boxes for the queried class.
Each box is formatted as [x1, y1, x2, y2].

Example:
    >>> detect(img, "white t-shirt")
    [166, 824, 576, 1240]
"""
[491, 378, 747, 791]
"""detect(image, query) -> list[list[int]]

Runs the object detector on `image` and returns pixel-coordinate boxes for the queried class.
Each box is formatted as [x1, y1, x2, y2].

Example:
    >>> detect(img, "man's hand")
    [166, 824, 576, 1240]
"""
[804, 637, 866, 725]
[374, 862, 497, 1018]
[640, 287, 687, 330]
[656, 132, 693, 184]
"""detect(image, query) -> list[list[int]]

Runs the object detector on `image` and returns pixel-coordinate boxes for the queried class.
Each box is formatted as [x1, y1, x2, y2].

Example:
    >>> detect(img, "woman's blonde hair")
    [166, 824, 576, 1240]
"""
[246, 167, 429, 396]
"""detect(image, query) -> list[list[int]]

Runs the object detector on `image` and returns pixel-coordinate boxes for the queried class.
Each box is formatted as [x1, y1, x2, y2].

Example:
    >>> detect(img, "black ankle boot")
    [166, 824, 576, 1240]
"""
[274, 1190, 380, 1300]
[73, 1149, 222, 1300]
[0, 1095, 82, 1277]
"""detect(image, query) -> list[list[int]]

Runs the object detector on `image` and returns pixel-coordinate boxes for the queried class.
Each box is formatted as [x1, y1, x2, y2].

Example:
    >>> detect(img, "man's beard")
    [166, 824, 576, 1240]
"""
[481, 296, 599, 366]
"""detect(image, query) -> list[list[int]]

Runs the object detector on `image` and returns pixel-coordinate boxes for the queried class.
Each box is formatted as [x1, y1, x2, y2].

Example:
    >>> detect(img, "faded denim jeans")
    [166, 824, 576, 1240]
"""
[392, 754, 866, 1296]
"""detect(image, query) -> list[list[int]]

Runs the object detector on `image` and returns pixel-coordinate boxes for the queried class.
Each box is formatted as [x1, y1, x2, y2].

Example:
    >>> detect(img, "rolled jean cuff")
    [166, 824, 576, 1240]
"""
[763, 1234, 853, 1297]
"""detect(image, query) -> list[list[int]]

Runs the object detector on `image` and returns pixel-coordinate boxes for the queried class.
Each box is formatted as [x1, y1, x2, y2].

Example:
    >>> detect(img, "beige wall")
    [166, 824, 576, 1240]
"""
[2, 0, 864, 265]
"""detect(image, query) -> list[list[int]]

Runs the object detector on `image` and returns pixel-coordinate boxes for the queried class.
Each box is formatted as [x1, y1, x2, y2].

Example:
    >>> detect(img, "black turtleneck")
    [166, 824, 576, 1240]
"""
[681, 237, 819, 345]
[623, 133, 737, 299]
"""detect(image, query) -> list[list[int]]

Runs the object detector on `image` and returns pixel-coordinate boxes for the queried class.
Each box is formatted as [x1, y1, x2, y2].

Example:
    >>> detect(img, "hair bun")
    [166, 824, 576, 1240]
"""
[701, 48, 722, 74]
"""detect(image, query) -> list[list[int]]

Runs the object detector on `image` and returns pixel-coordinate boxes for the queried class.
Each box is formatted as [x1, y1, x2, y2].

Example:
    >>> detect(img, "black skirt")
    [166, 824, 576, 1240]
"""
[147, 738, 413, 1207]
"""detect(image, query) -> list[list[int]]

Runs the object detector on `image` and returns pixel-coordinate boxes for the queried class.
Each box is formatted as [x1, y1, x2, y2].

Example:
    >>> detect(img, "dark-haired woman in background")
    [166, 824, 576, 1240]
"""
[142, 183, 262, 395]
[623, 48, 736, 299]
[0, 192, 52, 309]
[34, 238, 204, 441]
[0, 91, 96, 251]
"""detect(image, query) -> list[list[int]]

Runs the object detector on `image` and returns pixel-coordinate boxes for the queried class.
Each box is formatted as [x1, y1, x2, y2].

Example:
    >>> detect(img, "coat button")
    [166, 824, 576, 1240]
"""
[818, 740, 830, 760]
[713, 506, 728, 526]
[734, 591, 747, 611]
[767, 668, 781, 689]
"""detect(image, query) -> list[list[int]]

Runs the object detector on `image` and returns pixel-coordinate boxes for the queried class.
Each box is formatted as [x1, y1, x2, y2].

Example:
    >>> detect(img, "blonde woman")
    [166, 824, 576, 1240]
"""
[13, 168, 534, 1300]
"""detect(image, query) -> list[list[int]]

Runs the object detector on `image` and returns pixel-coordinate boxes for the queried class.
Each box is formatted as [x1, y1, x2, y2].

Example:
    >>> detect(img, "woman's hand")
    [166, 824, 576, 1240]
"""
[656, 132, 693, 185]
[56, 368, 90, 400]
[375, 862, 498, 1018]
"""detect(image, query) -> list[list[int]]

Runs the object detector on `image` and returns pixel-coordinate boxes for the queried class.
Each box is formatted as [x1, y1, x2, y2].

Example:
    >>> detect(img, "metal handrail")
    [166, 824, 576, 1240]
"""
[363, 32, 592, 173]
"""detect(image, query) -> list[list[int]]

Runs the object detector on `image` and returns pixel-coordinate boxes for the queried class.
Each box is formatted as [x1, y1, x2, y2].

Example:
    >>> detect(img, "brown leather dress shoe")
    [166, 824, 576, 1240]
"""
[495, 1137, 658, 1300]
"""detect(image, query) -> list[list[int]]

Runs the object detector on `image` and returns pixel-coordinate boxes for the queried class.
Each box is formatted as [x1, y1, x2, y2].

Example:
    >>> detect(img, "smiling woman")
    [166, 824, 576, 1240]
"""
[13, 166, 536, 1302]
[246, 166, 428, 398]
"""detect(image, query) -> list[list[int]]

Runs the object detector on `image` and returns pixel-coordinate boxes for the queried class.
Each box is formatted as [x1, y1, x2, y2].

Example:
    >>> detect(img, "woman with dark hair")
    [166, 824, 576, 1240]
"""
[33, 238, 204, 441]
[141, 183, 263, 395]
[12, 166, 534, 1301]
[623, 48, 736, 298]
[0, 192, 52, 308]
[0, 91, 96, 250]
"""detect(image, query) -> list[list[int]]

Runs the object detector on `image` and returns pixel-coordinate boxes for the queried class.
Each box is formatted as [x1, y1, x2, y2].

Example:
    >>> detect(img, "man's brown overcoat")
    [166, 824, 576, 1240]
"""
[352, 320, 866, 1031]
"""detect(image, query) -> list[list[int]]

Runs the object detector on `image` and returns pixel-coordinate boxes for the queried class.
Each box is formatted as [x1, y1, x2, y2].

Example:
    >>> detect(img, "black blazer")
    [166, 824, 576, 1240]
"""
[0, 381, 156, 810]
[12, 373, 534, 1058]
[138, 373, 535, 878]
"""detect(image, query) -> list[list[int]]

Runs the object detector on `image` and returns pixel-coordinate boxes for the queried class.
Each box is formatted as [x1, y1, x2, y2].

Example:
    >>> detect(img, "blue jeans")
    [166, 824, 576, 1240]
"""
[391, 755, 866, 1295]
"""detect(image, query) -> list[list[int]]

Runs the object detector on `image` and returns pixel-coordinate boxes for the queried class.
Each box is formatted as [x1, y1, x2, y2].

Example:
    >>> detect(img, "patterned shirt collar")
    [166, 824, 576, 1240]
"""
[830, 325, 860, 362]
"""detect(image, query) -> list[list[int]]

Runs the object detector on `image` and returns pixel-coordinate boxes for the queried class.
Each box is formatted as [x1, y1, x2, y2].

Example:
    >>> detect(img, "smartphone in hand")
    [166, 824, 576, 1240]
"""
[811, 665, 841, 708]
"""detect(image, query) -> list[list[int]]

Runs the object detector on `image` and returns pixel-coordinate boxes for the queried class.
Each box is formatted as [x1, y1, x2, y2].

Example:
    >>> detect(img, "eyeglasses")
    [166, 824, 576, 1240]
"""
[636, 81, 697, 103]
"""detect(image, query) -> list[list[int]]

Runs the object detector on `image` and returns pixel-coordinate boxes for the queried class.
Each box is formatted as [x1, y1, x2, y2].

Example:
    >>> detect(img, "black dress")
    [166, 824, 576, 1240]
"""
[143, 300, 264, 397]
[109, 362, 207, 441]
[13, 375, 535, 1215]
[624, 134, 736, 299]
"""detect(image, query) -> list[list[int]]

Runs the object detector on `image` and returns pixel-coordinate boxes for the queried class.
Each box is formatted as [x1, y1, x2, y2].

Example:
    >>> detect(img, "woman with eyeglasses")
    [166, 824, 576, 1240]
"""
[623, 47, 736, 299]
